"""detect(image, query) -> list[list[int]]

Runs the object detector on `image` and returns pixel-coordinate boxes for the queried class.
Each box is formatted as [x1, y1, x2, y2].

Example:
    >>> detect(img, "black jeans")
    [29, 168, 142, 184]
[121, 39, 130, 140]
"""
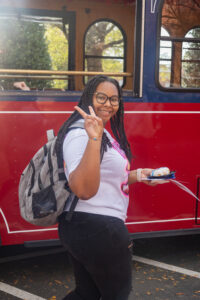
[58, 212, 132, 300]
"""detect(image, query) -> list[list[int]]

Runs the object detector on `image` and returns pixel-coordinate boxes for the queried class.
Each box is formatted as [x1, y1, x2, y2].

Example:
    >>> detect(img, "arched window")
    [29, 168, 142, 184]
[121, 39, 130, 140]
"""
[182, 27, 200, 88]
[84, 20, 126, 86]
[159, 27, 172, 87]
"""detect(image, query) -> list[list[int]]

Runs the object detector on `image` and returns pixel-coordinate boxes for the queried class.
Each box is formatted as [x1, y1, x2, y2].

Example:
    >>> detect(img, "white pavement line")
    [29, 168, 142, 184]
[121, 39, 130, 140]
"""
[0, 248, 65, 264]
[133, 255, 200, 279]
[0, 282, 46, 300]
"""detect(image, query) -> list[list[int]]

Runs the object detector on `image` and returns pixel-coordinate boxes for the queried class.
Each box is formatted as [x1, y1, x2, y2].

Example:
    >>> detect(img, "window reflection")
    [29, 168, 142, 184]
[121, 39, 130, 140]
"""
[159, 0, 200, 89]
[182, 28, 200, 88]
[159, 27, 172, 87]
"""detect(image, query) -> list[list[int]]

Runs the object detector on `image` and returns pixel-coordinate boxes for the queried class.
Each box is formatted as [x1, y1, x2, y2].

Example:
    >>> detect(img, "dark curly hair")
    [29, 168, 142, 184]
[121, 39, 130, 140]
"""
[55, 75, 132, 163]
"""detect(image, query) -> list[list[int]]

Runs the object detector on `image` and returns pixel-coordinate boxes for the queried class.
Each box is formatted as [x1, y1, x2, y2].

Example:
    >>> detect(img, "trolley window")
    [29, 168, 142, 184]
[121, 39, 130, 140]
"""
[0, 8, 75, 91]
[158, 0, 200, 90]
[84, 20, 126, 86]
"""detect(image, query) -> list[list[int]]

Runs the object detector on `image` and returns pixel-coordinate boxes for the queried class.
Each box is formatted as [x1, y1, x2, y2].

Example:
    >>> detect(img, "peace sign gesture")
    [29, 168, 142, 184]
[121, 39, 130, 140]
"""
[75, 105, 104, 140]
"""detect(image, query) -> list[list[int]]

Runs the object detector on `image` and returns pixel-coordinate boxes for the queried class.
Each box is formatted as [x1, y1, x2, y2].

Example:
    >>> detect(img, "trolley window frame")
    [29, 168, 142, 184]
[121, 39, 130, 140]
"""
[155, 0, 200, 93]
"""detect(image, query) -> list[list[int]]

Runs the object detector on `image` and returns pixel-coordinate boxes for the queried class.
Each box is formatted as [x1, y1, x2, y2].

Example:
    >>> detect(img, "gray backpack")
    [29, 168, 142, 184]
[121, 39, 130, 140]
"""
[18, 123, 84, 227]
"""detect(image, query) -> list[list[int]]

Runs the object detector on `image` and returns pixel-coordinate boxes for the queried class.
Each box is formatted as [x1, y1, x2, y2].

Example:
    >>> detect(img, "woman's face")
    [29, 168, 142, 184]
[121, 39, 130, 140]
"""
[92, 81, 120, 126]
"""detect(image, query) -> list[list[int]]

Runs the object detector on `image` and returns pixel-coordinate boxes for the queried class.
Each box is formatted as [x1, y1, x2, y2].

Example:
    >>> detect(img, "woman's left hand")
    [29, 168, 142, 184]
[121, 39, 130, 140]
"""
[140, 168, 169, 186]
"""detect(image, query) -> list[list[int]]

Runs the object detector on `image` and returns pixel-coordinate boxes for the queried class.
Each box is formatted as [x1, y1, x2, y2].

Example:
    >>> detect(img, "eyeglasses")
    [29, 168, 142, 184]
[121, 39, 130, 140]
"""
[94, 92, 120, 106]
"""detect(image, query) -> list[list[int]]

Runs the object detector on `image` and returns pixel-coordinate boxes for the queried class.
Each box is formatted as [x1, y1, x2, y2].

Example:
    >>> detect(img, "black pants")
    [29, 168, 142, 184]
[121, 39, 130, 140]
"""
[58, 212, 132, 300]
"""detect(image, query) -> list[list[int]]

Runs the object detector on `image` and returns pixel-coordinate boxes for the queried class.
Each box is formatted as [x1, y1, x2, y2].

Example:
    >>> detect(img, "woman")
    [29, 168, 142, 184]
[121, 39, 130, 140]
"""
[56, 75, 159, 300]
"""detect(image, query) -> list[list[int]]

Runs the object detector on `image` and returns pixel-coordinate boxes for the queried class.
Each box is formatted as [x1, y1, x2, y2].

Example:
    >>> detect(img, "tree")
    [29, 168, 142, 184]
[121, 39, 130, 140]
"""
[85, 21, 124, 82]
[0, 18, 52, 90]
[45, 24, 69, 89]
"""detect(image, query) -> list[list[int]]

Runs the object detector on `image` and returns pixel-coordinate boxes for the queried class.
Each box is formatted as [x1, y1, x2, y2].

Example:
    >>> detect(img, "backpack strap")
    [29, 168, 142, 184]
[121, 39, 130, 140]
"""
[57, 122, 85, 180]
[46, 129, 55, 142]
[47, 143, 54, 186]
[28, 160, 36, 196]
[55, 122, 85, 220]
[64, 194, 79, 222]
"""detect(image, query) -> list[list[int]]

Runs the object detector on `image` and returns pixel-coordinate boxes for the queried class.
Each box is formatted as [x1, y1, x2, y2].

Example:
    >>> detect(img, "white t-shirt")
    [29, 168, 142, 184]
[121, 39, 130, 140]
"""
[63, 120, 130, 221]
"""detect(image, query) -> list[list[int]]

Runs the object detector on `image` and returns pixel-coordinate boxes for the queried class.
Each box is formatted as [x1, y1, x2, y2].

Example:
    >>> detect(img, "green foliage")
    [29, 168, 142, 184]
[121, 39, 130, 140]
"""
[104, 25, 123, 57]
[159, 63, 171, 87]
[0, 19, 52, 90]
[45, 24, 69, 89]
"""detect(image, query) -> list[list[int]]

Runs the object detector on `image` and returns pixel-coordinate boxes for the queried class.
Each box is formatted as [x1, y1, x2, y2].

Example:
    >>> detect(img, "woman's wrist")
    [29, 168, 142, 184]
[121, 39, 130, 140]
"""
[89, 136, 102, 141]
[128, 169, 138, 185]
[136, 168, 143, 182]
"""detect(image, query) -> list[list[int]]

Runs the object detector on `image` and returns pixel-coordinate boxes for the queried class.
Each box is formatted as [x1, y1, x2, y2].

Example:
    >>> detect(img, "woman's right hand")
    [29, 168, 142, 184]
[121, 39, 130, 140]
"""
[75, 105, 104, 140]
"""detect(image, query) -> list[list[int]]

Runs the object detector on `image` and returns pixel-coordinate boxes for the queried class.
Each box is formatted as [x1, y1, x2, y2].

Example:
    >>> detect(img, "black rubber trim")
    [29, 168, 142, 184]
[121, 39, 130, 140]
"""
[129, 227, 200, 240]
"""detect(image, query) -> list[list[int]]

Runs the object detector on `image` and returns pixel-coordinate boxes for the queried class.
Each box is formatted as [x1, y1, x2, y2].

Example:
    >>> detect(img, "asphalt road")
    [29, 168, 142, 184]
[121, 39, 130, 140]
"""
[0, 234, 200, 300]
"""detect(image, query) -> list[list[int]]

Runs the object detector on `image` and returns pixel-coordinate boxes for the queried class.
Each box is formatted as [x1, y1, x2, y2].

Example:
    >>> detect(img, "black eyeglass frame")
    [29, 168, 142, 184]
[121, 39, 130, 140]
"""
[93, 92, 121, 106]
